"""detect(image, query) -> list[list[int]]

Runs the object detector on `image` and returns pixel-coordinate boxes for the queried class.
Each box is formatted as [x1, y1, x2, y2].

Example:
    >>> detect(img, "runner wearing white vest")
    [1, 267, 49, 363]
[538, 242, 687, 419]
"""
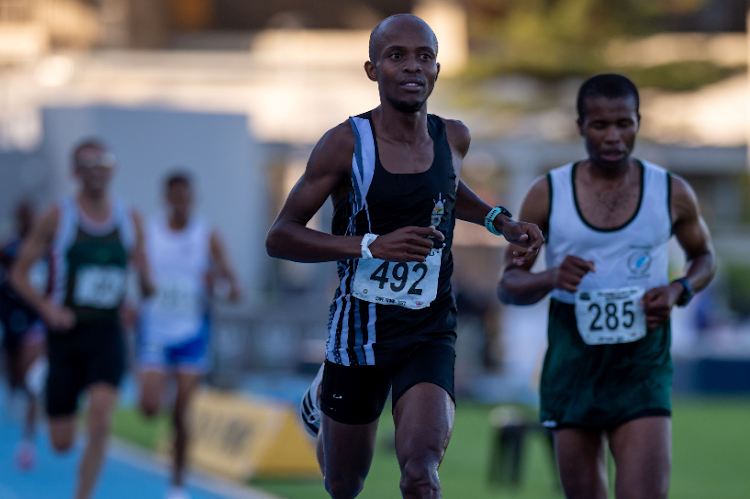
[140, 215, 212, 368]
[138, 173, 240, 499]
[498, 74, 716, 499]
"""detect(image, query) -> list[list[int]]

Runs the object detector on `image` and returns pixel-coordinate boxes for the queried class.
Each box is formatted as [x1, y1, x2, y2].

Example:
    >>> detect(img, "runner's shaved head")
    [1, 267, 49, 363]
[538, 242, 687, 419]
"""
[369, 14, 438, 63]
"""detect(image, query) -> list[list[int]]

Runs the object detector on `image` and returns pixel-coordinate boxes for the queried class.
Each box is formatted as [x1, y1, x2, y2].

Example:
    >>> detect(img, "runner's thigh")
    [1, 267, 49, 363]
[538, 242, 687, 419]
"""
[554, 427, 609, 499]
[139, 369, 167, 414]
[319, 361, 391, 489]
[393, 382, 455, 469]
[609, 416, 671, 499]
[321, 414, 379, 486]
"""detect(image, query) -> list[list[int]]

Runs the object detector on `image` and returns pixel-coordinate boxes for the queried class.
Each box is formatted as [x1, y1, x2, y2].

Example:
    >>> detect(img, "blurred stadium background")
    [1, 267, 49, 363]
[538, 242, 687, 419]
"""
[0, 0, 749, 498]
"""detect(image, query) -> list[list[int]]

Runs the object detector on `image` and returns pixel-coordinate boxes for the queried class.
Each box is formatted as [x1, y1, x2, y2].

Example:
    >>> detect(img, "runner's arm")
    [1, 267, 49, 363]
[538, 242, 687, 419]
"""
[266, 122, 363, 262]
[130, 209, 155, 298]
[266, 123, 443, 263]
[640, 175, 716, 327]
[497, 177, 558, 305]
[9, 206, 59, 314]
[210, 230, 241, 301]
[442, 119, 544, 263]
[670, 174, 716, 292]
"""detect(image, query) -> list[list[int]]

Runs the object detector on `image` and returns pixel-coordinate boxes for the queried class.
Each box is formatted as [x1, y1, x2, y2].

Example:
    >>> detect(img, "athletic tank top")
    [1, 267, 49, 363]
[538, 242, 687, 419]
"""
[51, 197, 134, 330]
[140, 216, 211, 345]
[546, 160, 672, 304]
[539, 160, 674, 426]
[326, 111, 458, 366]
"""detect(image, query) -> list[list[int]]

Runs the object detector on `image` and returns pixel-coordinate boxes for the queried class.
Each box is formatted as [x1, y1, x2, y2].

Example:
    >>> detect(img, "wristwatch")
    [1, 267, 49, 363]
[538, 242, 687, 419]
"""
[484, 206, 513, 236]
[673, 277, 695, 307]
[361, 233, 378, 259]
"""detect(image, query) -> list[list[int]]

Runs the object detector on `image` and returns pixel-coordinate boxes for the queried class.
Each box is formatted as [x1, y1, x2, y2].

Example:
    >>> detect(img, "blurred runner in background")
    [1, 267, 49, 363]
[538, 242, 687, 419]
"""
[138, 172, 240, 499]
[0, 202, 48, 470]
[498, 74, 717, 499]
[11, 140, 153, 499]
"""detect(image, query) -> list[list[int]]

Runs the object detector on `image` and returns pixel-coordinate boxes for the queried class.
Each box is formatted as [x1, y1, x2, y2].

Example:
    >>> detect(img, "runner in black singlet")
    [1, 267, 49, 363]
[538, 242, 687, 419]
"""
[0, 202, 47, 470]
[266, 14, 543, 499]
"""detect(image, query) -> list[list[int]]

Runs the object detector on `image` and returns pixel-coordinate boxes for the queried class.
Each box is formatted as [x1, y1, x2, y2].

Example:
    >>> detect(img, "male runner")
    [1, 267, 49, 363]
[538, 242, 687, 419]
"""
[11, 140, 152, 499]
[498, 74, 716, 499]
[0, 202, 47, 469]
[138, 172, 240, 499]
[266, 14, 543, 499]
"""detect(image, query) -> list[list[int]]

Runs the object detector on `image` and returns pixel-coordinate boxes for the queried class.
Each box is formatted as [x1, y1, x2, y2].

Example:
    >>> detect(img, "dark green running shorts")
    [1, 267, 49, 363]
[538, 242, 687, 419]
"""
[540, 299, 672, 429]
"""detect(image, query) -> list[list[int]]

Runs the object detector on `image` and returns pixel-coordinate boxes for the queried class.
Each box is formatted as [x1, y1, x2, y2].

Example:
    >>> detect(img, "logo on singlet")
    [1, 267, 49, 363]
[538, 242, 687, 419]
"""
[627, 249, 652, 278]
[431, 194, 446, 226]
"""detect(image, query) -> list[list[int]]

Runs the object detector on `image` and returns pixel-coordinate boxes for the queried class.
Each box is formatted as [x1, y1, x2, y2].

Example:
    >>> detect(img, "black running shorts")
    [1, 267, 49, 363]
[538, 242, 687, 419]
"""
[46, 327, 125, 418]
[320, 339, 456, 425]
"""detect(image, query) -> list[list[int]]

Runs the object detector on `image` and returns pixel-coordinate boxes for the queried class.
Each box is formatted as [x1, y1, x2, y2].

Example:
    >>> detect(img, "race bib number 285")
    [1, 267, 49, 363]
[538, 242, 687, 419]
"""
[351, 249, 441, 310]
[574, 286, 647, 345]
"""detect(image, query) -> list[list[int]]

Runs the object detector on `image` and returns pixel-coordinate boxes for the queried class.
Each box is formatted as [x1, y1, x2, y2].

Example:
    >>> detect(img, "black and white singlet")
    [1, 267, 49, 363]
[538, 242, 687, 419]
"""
[326, 111, 458, 366]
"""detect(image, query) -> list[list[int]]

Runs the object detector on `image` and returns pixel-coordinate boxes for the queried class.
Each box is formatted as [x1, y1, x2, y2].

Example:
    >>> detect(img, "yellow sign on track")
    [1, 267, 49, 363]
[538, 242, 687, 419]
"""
[168, 389, 321, 481]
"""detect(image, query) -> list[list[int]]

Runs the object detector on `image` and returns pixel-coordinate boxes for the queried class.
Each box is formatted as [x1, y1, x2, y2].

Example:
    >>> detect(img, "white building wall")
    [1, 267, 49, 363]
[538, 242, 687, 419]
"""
[41, 105, 266, 304]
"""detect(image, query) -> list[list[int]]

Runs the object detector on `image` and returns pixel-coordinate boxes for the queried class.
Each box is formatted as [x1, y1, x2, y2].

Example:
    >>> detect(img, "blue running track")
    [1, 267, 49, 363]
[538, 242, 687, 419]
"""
[0, 394, 276, 499]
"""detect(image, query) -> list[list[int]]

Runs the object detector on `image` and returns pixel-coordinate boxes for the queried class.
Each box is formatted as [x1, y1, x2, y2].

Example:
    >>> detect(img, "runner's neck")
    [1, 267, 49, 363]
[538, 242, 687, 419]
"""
[76, 192, 111, 224]
[373, 105, 430, 145]
[168, 215, 190, 231]
[581, 157, 639, 185]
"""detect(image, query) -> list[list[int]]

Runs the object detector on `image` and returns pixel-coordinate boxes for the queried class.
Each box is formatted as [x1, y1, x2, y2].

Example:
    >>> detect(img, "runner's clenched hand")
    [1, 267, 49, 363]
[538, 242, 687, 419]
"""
[40, 301, 76, 332]
[504, 221, 544, 266]
[368, 226, 444, 262]
[640, 282, 683, 329]
[553, 255, 596, 293]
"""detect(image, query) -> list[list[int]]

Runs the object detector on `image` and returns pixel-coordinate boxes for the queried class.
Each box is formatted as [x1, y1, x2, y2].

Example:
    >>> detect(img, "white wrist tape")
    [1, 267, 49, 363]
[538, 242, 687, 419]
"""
[361, 233, 378, 259]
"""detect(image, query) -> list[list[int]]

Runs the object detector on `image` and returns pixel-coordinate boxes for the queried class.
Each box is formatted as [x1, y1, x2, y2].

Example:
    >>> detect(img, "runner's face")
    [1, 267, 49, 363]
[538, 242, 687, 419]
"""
[578, 96, 639, 170]
[74, 147, 114, 194]
[367, 18, 439, 113]
[167, 183, 193, 220]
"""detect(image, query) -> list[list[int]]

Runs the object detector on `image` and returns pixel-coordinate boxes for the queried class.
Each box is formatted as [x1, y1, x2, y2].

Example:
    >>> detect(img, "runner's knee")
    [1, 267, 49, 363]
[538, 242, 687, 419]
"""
[399, 459, 440, 498]
[324, 474, 364, 499]
[139, 394, 160, 418]
[87, 408, 112, 442]
[50, 431, 75, 454]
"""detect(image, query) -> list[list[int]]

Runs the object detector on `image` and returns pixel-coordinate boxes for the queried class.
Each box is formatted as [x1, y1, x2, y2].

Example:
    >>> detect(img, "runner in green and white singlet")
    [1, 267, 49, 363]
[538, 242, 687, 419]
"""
[10, 140, 152, 499]
[498, 75, 716, 499]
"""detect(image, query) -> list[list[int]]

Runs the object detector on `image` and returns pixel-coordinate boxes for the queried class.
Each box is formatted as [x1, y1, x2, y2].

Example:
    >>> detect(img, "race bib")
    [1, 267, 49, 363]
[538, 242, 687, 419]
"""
[74, 265, 126, 309]
[154, 276, 202, 316]
[574, 286, 647, 345]
[351, 249, 442, 310]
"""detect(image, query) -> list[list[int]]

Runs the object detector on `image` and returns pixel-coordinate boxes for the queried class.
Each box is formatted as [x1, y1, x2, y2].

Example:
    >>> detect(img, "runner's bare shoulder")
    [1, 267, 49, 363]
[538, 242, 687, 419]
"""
[35, 204, 62, 242]
[439, 118, 471, 157]
[308, 120, 357, 179]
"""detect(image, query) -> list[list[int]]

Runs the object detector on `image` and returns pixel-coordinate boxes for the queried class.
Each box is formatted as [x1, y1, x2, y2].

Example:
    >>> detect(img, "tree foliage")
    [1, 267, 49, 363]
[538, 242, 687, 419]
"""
[462, 0, 733, 85]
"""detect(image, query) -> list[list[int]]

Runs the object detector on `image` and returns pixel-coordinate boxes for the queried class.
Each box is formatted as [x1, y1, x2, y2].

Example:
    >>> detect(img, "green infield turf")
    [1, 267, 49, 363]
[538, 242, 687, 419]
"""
[112, 398, 750, 499]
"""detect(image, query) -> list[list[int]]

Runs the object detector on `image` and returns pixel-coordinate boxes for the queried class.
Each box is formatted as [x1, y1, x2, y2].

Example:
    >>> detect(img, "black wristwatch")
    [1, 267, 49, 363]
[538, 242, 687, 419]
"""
[673, 277, 695, 307]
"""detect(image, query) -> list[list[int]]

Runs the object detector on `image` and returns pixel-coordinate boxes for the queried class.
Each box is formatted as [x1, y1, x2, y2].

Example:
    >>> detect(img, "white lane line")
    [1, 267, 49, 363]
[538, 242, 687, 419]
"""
[108, 438, 281, 499]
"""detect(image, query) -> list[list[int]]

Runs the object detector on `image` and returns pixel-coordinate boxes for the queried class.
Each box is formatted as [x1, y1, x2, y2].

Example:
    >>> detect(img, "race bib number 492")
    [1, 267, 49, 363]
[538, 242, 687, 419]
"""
[574, 286, 647, 345]
[74, 265, 126, 309]
[351, 249, 441, 310]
